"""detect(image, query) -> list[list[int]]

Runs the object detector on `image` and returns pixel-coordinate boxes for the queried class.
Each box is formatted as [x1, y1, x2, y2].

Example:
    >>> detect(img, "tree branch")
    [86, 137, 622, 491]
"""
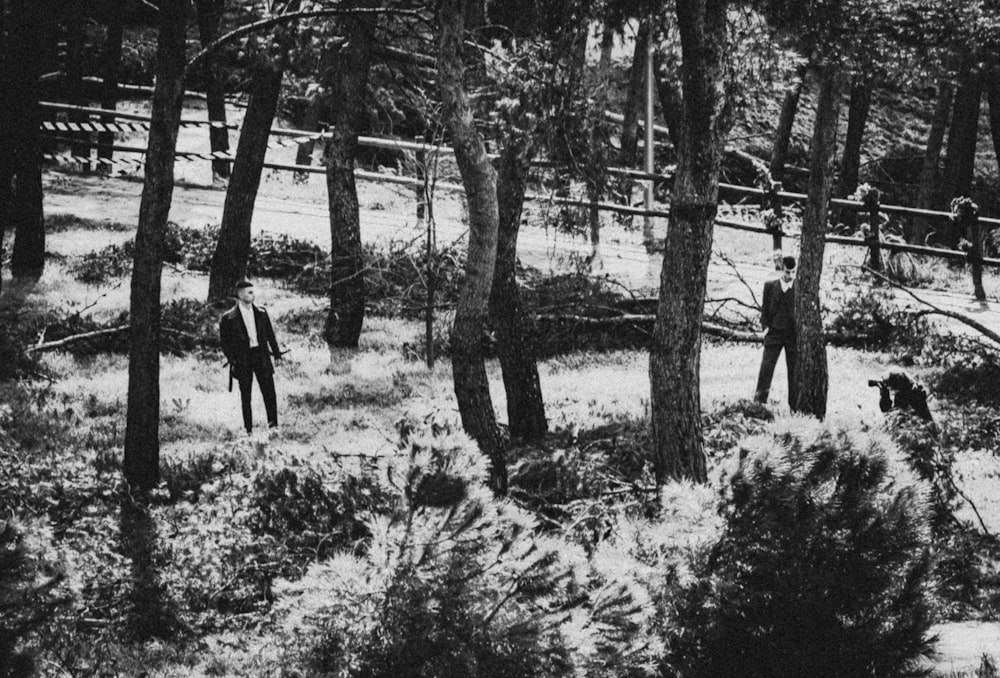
[860, 266, 1000, 347]
[185, 7, 421, 74]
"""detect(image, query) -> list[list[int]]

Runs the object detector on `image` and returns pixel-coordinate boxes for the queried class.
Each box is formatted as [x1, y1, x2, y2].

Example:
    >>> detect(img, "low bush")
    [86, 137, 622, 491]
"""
[927, 342, 1000, 407]
[276, 421, 656, 678]
[823, 283, 927, 349]
[668, 417, 936, 678]
[0, 519, 70, 678]
[249, 466, 394, 577]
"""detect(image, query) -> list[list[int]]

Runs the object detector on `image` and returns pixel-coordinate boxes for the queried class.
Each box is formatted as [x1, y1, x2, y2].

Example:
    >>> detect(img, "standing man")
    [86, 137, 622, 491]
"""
[754, 254, 798, 407]
[220, 280, 283, 434]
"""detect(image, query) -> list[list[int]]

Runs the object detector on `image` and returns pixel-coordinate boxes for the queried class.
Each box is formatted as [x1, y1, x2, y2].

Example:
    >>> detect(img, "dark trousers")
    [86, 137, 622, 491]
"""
[236, 347, 277, 432]
[754, 335, 797, 407]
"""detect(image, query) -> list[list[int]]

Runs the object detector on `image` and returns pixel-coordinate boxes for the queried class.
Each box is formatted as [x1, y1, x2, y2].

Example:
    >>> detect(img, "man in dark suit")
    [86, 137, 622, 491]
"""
[220, 280, 283, 434]
[754, 255, 798, 407]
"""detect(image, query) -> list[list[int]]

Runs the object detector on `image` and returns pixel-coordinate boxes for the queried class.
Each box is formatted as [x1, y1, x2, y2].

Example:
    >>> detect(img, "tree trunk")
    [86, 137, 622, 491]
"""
[65, 15, 91, 168]
[491, 136, 547, 442]
[8, 0, 47, 280]
[794, 64, 843, 419]
[294, 95, 321, 182]
[322, 10, 375, 356]
[769, 62, 807, 182]
[438, 0, 506, 493]
[619, 20, 650, 175]
[98, 16, 124, 173]
[913, 77, 953, 244]
[586, 22, 615, 265]
[0, 0, 10, 293]
[207, 62, 284, 303]
[649, 0, 731, 485]
[195, 0, 231, 180]
[984, 67, 1000, 201]
[654, 54, 683, 150]
[123, 0, 189, 491]
[941, 59, 982, 212]
[833, 74, 874, 228]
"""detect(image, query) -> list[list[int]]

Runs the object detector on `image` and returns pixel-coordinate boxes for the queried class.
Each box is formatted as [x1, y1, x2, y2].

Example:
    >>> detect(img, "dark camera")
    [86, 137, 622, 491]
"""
[868, 379, 885, 388]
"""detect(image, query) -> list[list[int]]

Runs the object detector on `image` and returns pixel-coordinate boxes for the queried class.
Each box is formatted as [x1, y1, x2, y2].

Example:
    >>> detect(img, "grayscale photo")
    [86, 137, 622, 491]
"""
[3, 0, 1000, 676]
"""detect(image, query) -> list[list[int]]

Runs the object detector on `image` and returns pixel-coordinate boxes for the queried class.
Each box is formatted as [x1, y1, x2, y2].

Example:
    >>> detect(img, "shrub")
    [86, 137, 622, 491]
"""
[824, 283, 927, 349]
[1, 519, 70, 678]
[276, 420, 654, 678]
[668, 417, 936, 678]
[927, 342, 1000, 407]
[249, 465, 394, 577]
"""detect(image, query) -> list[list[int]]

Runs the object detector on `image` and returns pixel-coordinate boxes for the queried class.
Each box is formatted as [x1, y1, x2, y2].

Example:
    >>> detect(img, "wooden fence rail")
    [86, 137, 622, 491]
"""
[38, 101, 1000, 285]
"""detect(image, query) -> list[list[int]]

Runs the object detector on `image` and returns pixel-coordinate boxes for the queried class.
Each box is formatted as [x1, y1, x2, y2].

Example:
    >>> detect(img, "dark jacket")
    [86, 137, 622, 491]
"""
[761, 278, 795, 343]
[220, 304, 280, 380]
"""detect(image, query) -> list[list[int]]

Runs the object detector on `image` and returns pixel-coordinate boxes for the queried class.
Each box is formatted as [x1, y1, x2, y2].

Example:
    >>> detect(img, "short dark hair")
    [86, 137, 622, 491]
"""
[234, 280, 254, 293]
[781, 256, 797, 270]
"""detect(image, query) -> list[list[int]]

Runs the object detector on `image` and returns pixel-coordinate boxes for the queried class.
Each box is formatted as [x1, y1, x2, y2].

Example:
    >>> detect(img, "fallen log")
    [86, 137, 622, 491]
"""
[25, 326, 203, 355]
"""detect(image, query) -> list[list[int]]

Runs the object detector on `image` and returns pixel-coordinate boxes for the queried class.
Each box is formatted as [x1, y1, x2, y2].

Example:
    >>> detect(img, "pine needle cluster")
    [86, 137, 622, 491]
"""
[275, 421, 655, 678]
[668, 416, 937, 678]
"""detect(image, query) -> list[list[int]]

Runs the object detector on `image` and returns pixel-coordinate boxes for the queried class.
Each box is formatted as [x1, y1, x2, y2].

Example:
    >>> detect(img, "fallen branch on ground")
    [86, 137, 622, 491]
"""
[25, 326, 203, 355]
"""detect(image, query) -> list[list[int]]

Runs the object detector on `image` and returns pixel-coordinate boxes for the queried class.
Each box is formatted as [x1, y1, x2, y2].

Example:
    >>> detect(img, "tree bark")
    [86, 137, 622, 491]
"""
[913, 77, 954, 244]
[619, 20, 650, 175]
[322, 8, 375, 355]
[941, 59, 982, 214]
[123, 0, 189, 491]
[98, 16, 124, 173]
[490, 136, 547, 442]
[8, 0, 47, 280]
[294, 94, 322, 182]
[769, 62, 807, 182]
[0, 0, 9, 294]
[794, 64, 843, 419]
[649, 0, 731, 485]
[438, 0, 506, 493]
[65, 13, 91, 168]
[984, 67, 1000, 202]
[195, 0, 231, 180]
[207, 61, 284, 303]
[654, 53, 683, 150]
[833, 74, 874, 221]
[585, 21, 615, 264]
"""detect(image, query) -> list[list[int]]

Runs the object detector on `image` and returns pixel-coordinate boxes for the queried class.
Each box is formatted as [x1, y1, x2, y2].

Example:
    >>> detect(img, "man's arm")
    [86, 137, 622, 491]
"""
[760, 281, 773, 330]
[219, 316, 235, 363]
[262, 310, 281, 360]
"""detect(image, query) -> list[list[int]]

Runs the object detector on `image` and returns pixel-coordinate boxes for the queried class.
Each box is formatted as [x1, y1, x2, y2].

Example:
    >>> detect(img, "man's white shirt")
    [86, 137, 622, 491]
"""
[779, 279, 793, 293]
[238, 304, 259, 348]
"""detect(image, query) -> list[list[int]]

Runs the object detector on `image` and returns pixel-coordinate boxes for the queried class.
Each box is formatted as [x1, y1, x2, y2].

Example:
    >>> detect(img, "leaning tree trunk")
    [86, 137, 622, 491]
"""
[941, 59, 982, 214]
[322, 10, 375, 358]
[98, 16, 124, 173]
[491, 136, 547, 442]
[195, 0, 231, 180]
[913, 77, 954, 244]
[123, 0, 189, 491]
[207, 61, 284, 302]
[794, 64, 843, 420]
[439, 0, 506, 493]
[619, 20, 650, 176]
[585, 22, 615, 265]
[769, 62, 807, 182]
[8, 0, 47, 280]
[833, 74, 874, 226]
[649, 0, 731, 485]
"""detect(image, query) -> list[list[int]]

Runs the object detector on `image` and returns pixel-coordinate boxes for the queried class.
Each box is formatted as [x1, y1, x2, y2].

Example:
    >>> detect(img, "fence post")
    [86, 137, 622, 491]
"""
[760, 174, 784, 269]
[952, 198, 985, 301]
[864, 187, 882, 273]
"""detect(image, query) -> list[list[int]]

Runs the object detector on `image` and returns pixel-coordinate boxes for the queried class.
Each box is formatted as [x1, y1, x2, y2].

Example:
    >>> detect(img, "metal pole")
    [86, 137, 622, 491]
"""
[643, 20, 656, 250]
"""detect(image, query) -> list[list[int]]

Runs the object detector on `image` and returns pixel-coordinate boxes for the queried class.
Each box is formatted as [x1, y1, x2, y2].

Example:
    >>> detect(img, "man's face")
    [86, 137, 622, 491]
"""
[781, 266, 796, 283]
[237, 285, 255, 304]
